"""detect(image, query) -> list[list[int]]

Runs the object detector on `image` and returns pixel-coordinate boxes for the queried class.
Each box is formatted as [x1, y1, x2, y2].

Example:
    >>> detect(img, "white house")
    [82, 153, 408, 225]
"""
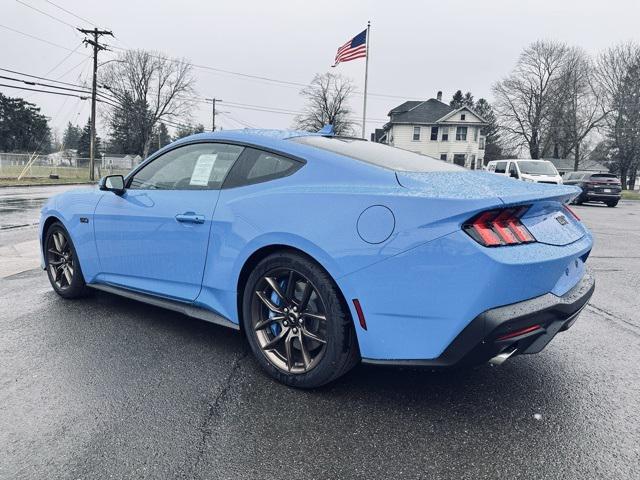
[375, 92, 488, 169]
[101, 154, 142, 170]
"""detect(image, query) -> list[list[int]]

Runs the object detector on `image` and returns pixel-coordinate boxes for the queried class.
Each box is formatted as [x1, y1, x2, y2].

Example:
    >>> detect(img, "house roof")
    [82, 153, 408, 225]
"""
[543, 157, 609, 172]
[386, 99, 488, 126]
[387, 99, 454, 124]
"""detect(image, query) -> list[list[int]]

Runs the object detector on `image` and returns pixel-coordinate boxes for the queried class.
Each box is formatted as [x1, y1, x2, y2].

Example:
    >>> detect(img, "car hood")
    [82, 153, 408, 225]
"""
[395, 171, 579, 206]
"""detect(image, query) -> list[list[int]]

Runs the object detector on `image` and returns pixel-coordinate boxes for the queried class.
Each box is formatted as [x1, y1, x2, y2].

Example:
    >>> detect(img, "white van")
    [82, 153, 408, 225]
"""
[485, 159, 563, 184]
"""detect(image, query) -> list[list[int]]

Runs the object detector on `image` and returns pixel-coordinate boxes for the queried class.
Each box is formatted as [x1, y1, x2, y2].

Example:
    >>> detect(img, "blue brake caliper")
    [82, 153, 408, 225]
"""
[269, 280, 287, 336]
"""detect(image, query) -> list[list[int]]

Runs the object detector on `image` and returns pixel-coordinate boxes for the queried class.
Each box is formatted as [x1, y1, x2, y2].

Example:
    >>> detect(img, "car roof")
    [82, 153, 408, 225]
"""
[151, 128, 328, 160]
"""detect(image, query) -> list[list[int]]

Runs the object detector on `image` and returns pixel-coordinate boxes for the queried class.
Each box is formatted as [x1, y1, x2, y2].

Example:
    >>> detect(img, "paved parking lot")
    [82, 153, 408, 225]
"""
[0, 188, 639, 479]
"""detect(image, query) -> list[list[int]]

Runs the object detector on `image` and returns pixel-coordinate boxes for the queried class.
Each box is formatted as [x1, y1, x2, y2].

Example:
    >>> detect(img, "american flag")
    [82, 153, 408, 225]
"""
[332, 29, 367, 67]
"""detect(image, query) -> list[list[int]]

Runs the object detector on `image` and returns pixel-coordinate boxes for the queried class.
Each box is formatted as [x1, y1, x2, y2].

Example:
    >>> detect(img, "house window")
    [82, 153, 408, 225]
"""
[479, 137, 485, 150]
[453, 154, 466, 166]
[461, 114, 466, 121]
[413, 126, 421, 141]
[441, 127, 449, 141]
[430, 126, 438, 141]
[470, 154, 476, 170]
[474, 128, 478, 141]
[456, 126, 468, 141]
[440, 153, 447, 161]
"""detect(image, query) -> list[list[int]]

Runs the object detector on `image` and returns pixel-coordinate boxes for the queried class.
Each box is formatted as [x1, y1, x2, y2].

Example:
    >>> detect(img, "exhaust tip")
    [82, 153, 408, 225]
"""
[488, 347, 518, 366]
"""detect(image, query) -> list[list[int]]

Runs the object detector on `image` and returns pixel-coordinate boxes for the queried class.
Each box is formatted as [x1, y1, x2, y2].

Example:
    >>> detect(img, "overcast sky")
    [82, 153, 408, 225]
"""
[3, 0, 640, 140]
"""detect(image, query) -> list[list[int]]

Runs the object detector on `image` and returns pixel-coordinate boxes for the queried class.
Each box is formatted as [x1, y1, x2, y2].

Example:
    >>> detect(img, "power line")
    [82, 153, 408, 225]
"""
[0, 66, 114, 96]
[44, 0, 97, 27]
[0, 23, 89, 55]
[15, 0, 77, 30]
[41, 42, 84, 77]
[0, 74, 93, 95]
[0, 83, 90, 99]
[54, 57, 91, 82]
[109, 45, 421, 101]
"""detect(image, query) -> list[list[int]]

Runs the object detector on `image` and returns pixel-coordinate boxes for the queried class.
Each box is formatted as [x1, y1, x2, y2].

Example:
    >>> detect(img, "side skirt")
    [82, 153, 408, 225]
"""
[87, 283, 240, 331]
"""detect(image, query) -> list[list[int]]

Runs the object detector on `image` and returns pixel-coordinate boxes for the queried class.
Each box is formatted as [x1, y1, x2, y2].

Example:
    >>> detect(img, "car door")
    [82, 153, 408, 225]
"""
[93, 142, 244, 301]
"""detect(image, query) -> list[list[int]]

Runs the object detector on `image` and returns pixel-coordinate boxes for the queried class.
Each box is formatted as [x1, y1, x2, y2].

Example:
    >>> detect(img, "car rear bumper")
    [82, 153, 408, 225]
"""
[362, 270, 595, 368]
[585, 192, 621, 201]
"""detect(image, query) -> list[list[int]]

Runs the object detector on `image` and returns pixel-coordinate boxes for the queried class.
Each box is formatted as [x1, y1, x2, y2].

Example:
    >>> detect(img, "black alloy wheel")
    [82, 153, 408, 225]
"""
[242, 252, 359, 388]
[45, 222, 88, 298]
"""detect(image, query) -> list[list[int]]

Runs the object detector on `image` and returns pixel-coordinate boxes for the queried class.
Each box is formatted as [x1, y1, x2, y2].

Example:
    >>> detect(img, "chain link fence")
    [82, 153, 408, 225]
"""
[0, 153, 135, 185]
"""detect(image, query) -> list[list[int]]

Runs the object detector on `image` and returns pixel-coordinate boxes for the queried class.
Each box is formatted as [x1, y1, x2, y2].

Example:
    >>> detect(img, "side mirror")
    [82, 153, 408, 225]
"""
[510, 171, 519, 179]
[99, 175, 125, 195]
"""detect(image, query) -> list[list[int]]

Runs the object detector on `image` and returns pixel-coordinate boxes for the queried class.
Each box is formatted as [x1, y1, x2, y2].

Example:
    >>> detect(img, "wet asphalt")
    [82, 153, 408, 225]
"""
[0, 186, 639, 479]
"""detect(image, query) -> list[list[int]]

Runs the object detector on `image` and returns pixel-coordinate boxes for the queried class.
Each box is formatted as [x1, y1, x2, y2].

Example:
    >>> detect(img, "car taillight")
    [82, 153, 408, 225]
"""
[463, 206, 536, 247]
[563, 204, 580, 221]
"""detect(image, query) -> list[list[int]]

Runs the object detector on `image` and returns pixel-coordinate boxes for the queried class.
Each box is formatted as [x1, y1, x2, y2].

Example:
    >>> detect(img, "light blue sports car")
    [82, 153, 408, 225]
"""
[40, 129, 595, 387]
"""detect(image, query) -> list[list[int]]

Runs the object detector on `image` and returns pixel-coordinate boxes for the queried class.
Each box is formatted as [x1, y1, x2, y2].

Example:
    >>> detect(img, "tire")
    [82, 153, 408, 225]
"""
[44, 222, 89, 299]
[242, 251, 359, 388]
[606, 200, 619, 207]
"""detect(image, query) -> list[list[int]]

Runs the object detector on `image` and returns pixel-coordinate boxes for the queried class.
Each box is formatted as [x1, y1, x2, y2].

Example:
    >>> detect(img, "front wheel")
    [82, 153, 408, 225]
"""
[242, 252, 359, 388]
[44, 222, 88, 298]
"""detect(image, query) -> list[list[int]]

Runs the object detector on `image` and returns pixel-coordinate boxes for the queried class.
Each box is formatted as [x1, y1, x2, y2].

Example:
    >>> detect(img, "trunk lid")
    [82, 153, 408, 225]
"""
[395, 171, 585, 246]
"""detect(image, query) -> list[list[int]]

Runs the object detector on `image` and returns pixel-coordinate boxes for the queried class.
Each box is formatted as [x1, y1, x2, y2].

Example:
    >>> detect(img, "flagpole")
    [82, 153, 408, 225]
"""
[362, 20, 370, 139]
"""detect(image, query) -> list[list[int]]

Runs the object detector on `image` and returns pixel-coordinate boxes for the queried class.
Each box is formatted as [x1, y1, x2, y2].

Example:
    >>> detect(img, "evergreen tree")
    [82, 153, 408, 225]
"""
[0, 93, 51, 152]
[62, 122, 82, 150]
[148, 122, 171, 155]
[172, 123, 205, 141]
[77, 118, 101, 158]
[474, 98, 504, 162]
[107, 91, 150, 155]
[449, 90, 475, 109]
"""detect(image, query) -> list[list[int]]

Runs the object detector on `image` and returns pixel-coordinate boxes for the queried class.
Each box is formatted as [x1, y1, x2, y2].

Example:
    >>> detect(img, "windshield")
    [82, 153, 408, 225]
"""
[517, 161, 558, 176]
[289, 136, 464, 172]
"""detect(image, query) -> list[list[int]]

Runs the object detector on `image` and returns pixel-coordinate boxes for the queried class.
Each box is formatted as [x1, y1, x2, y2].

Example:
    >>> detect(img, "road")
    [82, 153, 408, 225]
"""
[0, 186, 639, 479]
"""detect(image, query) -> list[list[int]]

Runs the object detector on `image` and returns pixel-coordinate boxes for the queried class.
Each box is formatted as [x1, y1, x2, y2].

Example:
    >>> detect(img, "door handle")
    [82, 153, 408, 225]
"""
[175, 212, 205, 224]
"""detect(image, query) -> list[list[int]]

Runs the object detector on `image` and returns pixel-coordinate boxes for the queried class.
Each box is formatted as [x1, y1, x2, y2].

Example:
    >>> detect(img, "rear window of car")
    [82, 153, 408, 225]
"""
[289, 136, 463, 172]
[516, 161, 558, 176]
[591, 173, 617, 179]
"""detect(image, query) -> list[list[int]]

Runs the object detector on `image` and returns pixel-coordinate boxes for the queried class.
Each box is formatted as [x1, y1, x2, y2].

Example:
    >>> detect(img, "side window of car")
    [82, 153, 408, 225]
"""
[222, 148, 304, 188]
[128, 143, 244, 190]
[509, 162, 519, 178]
[495, 161, 507, 174]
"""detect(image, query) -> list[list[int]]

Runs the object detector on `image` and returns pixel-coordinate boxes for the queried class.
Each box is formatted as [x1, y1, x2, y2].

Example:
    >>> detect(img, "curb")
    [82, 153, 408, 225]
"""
[0, 182, 95, 188]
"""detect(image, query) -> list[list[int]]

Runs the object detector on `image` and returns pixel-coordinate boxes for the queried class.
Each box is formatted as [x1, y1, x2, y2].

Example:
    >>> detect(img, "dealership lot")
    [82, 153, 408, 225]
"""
[0, 192, 639, 479]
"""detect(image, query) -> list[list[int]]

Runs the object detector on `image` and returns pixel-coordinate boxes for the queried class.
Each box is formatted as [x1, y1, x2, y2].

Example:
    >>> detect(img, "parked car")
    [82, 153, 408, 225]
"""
[486, 159, 563, 185]
[39, 130, 594, 388]
[562, 171, 621, 207]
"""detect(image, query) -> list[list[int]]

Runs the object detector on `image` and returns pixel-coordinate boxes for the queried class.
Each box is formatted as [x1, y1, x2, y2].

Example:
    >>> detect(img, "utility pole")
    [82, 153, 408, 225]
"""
[78, 27, 113, 181]
[206, 98, 222, 131]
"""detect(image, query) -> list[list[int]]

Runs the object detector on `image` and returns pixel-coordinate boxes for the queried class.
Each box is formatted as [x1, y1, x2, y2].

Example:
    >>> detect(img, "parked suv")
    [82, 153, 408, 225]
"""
[486, 159, 563, 185]
[562, 172, 621, 207]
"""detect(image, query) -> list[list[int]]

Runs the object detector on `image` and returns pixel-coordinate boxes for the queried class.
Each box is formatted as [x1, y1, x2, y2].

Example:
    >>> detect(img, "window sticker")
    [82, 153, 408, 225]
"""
[189, 154, 218, 186]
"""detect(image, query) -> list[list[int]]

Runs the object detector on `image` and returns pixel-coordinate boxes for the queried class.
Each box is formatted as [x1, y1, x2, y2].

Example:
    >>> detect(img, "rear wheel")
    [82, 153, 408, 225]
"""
[606, 200, 618, 207]
[242, 252, 359, 388]
[45, 222, 88, 298]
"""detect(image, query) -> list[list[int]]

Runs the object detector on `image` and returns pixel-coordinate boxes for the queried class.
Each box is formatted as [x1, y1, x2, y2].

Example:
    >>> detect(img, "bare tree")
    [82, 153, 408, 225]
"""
[101, 50, 196, 158]
[596, 42, 640, 189]
[550, 47, 608, 170]
[492, 40, 569, 158]
[293, 73, 356, 136]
